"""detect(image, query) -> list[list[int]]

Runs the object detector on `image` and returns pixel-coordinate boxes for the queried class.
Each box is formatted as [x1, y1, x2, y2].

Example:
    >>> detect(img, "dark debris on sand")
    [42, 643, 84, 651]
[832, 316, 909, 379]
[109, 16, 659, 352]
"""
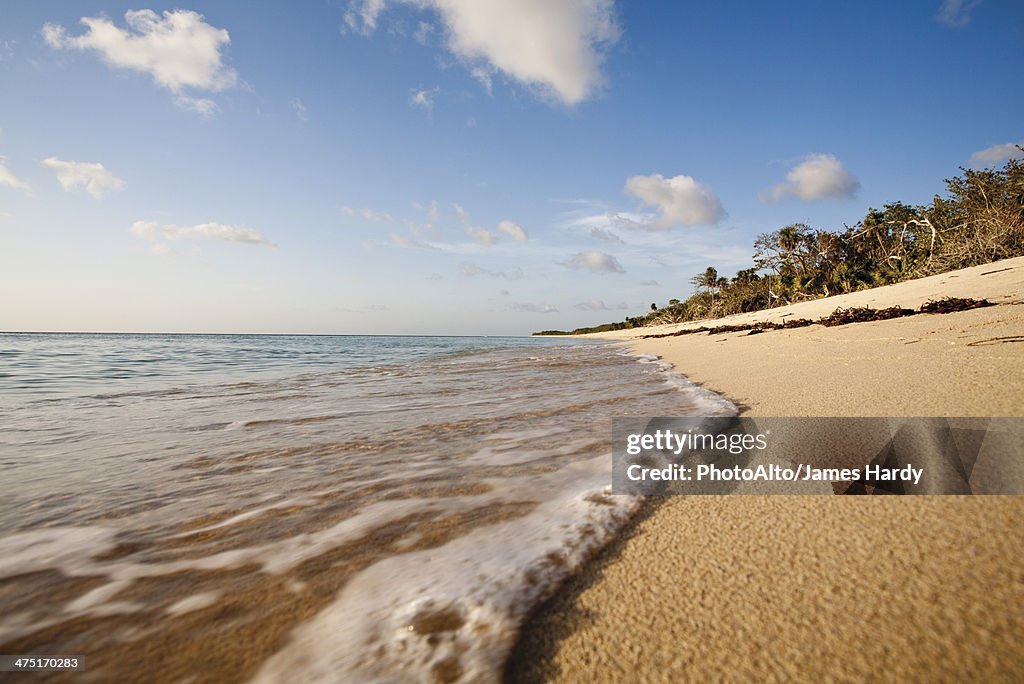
[640, 297, 995, 339]
[819, 306, 915, 327]
[919, 297, 993, 314]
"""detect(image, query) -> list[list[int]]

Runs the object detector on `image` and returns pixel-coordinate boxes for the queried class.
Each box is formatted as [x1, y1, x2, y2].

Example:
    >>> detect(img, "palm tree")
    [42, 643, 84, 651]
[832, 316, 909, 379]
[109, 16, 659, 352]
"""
[690, 266, 718, 296]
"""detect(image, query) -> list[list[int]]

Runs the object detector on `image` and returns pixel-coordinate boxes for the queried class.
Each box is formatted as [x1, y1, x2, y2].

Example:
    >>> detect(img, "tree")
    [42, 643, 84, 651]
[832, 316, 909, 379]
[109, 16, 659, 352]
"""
[690, 266, 719, 295]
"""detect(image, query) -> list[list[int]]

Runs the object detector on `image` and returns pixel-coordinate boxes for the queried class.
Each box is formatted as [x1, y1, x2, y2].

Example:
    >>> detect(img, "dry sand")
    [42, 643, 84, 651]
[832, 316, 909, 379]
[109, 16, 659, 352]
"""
[508, 257, 1024, 682]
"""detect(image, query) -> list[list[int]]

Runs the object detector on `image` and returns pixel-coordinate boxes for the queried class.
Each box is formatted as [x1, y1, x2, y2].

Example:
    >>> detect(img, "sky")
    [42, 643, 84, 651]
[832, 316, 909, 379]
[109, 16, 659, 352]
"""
[1, 0, 1022, 335]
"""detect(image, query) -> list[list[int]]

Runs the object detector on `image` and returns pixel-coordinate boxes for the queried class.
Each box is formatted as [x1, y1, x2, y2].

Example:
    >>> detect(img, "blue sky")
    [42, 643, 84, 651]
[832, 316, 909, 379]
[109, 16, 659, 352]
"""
[1, 0, 1022, 334]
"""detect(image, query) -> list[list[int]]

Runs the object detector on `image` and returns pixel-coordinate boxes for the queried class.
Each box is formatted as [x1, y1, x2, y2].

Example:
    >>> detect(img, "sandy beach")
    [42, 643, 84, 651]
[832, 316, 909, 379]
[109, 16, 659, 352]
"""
[509, 257, 1024, 681]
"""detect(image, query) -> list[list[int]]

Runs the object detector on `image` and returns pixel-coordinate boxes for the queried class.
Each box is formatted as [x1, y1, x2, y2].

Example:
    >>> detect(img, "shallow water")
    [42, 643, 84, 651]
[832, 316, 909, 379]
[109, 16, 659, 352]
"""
[0, 333, 733, 682]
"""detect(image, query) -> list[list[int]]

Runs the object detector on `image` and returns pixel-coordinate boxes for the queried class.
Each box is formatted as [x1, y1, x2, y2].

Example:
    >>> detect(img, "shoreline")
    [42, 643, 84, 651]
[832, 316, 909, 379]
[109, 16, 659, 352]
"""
[509, 257, 1024, 681]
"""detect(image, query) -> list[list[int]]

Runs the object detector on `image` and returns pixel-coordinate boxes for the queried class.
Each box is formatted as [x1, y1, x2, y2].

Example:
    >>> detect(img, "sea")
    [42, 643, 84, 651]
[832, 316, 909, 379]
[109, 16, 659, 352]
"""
[0, 333, 734, 683]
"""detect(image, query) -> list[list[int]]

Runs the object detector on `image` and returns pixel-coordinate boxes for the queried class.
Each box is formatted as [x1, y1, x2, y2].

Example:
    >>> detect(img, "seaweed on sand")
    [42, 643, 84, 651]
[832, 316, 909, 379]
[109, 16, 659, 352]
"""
[918, 297, 992, 314]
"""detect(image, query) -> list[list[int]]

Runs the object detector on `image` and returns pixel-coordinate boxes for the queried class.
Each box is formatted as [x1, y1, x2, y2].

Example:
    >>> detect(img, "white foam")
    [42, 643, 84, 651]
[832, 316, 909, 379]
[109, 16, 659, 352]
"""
[166, 591, 221, 616]
[622, 349, 738, 416]
[0, 526, 119, 579]
[253, 455, 640, 684]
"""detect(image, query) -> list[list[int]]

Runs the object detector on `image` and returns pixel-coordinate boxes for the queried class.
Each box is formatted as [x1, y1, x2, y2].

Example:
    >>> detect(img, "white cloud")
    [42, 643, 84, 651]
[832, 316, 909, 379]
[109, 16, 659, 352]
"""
[0, 156, 31, 191]
[969, 141, 1024, 167]
[344, 0, 387, 34]
[410, 86, 439, 112]
[342, 206, 396, 223]
[452, 202, 469, 222]
[175, 95, 219, 117]
[344, 0, 619, 105]
[388, 233, 437, 250]
[759, 154, 860, 202]
[625, 173, 725, 227]
[131, 220, 274, 246]
[497, 219, 528, 242]
[42, 10, 237, 115]
[460, 263, 522, 279]
[510, 302, 558, 313]
[292, 98, 308, 121]
[470, 65, 493, 95]
[466, 226, 495, 245]
[413, 20, 435, 45]
[41, 157, 125, 198]
[420, 199, 440, 223]
[362, 208, 395, 223]
[936, 0, 983, 27]
[561, 209, 650, 234]
[453, 204, 527, 245]
[151, 243, 173, 256]
[575, 298, 628, 311]
[588, 226, 624, 244]
[560, 250, 624, 273]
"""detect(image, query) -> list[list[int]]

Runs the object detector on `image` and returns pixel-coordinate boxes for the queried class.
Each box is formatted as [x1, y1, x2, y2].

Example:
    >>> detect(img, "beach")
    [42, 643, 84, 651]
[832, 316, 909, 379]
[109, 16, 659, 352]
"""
[510, 256, 1024, 681]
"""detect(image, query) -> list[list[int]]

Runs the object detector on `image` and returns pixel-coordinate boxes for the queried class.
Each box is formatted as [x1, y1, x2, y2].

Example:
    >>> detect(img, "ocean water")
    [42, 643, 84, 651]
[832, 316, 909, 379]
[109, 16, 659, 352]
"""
[0, 333, 734, 683]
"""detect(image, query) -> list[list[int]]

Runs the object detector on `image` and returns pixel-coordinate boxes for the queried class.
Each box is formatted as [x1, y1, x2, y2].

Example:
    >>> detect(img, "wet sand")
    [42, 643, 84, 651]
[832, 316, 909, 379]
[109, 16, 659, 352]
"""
[510, 256, 1024, 682]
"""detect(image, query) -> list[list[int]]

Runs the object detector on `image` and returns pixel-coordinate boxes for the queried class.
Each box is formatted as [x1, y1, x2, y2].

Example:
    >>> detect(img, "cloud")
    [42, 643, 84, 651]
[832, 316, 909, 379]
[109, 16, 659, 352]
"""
[175, 95, 219, 117]
[344, 0, 388, 34]
[42, 10, 237, 115]
[459, 263, 523, 279]
[413, 20, 435, 45]
[625, 173, 725, 227]
[496, 219, 528, 242]
[151, 243, 173, 256]
[413, 199, 441, 224]
[292, 98, 308, 121]
[969, 141, 1024, 167]
[510, 302, 558, 313]
[362, 208, 396, 223]
[470, 65, 493, 95]
[559, 250, 624, 273]
[936, 0, 983, 27]
[466, 226, 495, 245]
[343, 206, 396, 223]
[410, 86, 439, 112]
[344, 0, 619, 105]
[574, 298, 628, 311]
[131, 220, 274, 246]
[0, 156, 31, 191]
[560, 209, 649, 237]
[588, 226, 624, 244]
[388, 233, 436, 249]
[452, 202, 471, 225]
[41, 157, 125, 198]
[759, 154, 860, 202]
[454, 203, 527, 245]
[640, 279, 661, 287]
